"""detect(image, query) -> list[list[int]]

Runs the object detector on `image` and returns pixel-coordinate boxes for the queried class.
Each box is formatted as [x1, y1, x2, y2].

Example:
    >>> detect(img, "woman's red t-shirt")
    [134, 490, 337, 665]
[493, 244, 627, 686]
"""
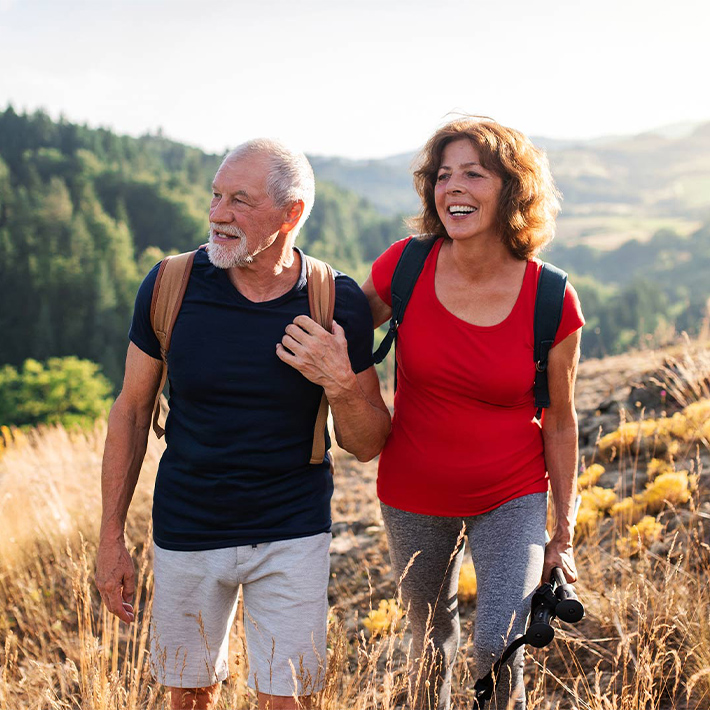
[371, 237, 585, 516]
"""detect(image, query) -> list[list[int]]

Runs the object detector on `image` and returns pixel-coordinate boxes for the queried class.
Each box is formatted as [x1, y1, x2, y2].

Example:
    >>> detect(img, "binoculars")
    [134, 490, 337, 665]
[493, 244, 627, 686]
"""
[472, 567, 585, 709]
[527, 566, 585, 647]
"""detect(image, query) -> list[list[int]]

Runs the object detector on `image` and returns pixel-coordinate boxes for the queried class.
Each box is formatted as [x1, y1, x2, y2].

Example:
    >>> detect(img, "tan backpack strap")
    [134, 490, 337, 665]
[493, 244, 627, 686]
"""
[151, 364, 169, 438]
[149, 250, 197, 438]
[304, 255, 336, 465]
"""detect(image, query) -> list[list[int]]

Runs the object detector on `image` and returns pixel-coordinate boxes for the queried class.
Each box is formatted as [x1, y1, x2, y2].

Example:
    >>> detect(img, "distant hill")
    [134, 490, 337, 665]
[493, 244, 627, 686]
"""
[308, 122, 710, 248]
[309, 154, 417, 217]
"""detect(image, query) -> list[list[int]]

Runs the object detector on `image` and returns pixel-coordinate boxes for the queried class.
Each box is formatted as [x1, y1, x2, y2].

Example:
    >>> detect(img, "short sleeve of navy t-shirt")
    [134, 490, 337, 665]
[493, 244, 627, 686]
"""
[129, 247, 374, 550]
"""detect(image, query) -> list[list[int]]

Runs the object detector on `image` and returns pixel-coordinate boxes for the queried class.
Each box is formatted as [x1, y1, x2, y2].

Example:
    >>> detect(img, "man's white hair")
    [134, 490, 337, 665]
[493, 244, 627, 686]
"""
[223, 138, 315, 240]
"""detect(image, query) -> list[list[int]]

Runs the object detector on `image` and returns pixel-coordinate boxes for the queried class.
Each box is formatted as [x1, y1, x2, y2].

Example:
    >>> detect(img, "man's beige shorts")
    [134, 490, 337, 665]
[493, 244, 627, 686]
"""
[150, 533, 331, 695]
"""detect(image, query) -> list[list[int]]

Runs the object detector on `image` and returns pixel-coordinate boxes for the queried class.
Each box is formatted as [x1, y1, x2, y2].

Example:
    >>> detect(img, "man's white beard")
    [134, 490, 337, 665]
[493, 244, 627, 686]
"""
[207, 224, 253, 269]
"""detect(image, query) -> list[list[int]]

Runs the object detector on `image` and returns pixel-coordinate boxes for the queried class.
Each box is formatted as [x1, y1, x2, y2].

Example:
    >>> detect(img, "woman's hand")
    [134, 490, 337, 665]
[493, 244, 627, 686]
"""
[542, 537, 577, 584]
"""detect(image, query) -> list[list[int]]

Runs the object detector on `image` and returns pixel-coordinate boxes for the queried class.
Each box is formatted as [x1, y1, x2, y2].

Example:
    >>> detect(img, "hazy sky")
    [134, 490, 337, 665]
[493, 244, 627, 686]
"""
[1, 0, 707, 158]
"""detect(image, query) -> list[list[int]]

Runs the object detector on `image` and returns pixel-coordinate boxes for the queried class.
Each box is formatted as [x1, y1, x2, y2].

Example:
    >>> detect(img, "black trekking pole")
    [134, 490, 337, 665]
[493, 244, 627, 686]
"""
[470, 567, 584, 709]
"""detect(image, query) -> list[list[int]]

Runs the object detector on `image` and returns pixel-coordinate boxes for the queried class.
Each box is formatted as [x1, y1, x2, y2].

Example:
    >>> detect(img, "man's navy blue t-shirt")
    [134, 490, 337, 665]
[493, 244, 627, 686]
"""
[129, 247, 374, 551]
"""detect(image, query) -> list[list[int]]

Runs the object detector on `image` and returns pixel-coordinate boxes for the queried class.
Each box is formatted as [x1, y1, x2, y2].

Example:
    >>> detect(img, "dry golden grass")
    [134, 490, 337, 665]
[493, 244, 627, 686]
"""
[1, 346, 710, 709]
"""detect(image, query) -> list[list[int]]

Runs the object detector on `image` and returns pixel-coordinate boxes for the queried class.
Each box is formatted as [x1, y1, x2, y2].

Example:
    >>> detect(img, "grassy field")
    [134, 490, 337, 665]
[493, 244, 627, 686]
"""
[554, 215, 702, 251]
[1, 342, 710, 709]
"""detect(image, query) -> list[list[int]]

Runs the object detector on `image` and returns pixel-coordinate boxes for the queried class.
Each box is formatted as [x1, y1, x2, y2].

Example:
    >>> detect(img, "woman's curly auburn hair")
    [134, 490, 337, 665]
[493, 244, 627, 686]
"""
[409, 117, 561, 260]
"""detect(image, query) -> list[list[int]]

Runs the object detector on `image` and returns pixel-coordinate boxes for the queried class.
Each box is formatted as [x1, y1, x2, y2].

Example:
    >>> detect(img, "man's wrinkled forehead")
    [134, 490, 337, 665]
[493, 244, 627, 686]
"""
[220, 148, 270, 174]
[212, 152, 270, 194]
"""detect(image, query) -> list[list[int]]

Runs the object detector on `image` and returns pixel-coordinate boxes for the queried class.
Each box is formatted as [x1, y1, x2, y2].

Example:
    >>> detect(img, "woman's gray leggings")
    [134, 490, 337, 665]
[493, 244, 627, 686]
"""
[381, 492, 547, 710]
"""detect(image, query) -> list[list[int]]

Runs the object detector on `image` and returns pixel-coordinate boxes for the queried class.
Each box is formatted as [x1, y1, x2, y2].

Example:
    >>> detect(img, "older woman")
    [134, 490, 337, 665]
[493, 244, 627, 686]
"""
[361, 118, 584, 710]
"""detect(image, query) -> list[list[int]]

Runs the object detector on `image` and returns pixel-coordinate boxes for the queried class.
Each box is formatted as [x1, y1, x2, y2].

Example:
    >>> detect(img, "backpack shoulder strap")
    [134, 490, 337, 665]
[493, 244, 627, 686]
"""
[149, 249, 198, 438]
[533, 262, 568, 417]
[303, 254, 336, 465]
[304, 254, 336, 332]
[373, 236, 437, 364]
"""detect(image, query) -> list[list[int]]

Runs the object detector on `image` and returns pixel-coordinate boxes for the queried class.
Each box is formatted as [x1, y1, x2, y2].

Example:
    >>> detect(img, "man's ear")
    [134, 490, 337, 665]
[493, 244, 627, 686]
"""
[281, 200, 305, 233]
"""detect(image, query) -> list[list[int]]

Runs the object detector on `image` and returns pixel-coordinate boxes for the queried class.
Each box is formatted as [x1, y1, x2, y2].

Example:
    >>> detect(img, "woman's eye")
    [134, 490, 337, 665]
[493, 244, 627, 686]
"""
[467, 171, 482, 179]
[436, 174, 449, 182]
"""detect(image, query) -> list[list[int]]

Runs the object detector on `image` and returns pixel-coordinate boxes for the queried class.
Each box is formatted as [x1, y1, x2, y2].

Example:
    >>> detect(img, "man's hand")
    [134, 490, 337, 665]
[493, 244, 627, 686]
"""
[276, 316, 356, 398]
[96, 539, 136, 623]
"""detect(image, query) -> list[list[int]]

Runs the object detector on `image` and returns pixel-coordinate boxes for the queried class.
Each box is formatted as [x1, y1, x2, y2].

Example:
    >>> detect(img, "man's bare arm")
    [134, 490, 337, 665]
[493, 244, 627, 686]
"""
[326, 364, 390, 462]
[96, 343, 163, 623]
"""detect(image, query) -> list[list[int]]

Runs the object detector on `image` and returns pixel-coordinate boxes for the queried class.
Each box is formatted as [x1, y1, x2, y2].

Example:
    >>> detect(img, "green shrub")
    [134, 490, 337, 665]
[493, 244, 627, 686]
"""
[0, 357, 113, 428]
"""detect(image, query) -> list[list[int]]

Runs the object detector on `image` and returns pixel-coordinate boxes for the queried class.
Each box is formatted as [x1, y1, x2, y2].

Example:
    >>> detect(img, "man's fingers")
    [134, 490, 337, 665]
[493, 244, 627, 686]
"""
[292, 315, 326, 335]
[95, 543, 137, 624]
[120, 600, 135, 623]
[119, 561, 136, 603]
[276, 343, 297, 363]
[101, 586, 134, 623]
[122, 574, 135, 604]
[280, 334, 304, 355]
[284, 323, 310, 344]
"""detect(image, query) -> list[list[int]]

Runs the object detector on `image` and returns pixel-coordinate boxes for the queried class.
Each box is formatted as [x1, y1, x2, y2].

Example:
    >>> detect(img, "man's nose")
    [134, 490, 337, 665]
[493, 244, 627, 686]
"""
[210, 197, 231, 223]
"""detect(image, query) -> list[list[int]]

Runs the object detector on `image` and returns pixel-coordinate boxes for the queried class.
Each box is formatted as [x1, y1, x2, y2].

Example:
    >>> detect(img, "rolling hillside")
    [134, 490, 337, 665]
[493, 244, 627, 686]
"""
[311, 122, 710, 248]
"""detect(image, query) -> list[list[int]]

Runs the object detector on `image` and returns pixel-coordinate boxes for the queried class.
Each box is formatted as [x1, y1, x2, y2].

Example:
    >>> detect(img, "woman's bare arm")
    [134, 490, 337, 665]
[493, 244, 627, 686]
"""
[361, 273, 392, 328]
[541, 328, 582, 583]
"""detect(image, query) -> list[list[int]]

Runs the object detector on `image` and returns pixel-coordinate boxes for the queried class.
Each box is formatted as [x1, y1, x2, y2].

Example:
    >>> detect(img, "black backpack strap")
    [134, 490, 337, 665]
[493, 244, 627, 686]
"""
[534, 262, 568, 418]
[373, 236, 437, 365]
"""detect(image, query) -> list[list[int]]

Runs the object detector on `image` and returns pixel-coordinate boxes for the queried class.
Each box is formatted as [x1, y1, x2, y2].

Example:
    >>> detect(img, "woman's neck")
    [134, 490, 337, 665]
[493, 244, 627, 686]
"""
[444, 234, 520, 283]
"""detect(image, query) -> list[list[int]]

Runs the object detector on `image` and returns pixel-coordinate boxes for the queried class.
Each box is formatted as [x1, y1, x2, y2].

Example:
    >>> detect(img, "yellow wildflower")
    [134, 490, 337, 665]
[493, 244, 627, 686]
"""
[575, 505, 602, 540]
[580, 486, 618, 513]
[665, 440, 681, 457]
[363, 599, 404, 636]
[599, 422, 640, 451]
[598, 419, 660, 459]
[616, 516, 664, 556]
[578, 463, 605, 489]
[646, 458, 673, 479]
[682, 399, 710, 428]
[458, 562, 477, 602]
[640, 470, 692, 513]
[665, 413, 689, 440]
[610, 496, 644, 521]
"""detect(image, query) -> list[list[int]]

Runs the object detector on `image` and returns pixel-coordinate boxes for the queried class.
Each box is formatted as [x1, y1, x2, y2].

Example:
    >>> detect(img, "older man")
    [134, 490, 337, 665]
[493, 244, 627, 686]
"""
[96, 139, 390, 710]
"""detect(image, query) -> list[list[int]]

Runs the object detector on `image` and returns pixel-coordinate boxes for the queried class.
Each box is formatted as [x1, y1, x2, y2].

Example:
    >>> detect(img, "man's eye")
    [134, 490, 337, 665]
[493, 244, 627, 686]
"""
[212, 193, 220, 199]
